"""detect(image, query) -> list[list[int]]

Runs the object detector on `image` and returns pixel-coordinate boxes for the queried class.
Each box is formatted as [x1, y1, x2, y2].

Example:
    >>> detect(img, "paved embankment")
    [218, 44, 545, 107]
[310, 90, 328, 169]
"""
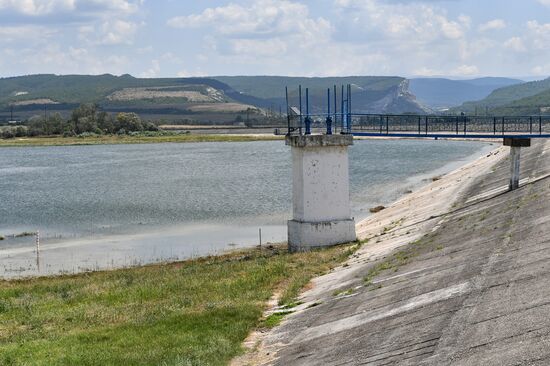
[251, 139, 550, 365]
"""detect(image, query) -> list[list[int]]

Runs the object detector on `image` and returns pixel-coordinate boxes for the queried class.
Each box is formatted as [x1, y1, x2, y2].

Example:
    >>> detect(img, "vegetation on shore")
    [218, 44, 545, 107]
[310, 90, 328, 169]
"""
[2, 104, 160, 139]
[0, 243, 359, 366]
[0, 133, 283, 147]
[0, 103, 284, 146]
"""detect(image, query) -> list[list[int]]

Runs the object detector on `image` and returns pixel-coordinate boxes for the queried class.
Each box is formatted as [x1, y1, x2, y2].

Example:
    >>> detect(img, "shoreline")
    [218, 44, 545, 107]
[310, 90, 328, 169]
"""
[0, 132, 503, 148]
[0, 133, 284, 147]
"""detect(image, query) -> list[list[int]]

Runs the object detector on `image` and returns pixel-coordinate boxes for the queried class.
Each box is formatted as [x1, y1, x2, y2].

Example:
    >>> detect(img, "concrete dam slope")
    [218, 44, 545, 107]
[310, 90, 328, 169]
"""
[259, 140, 550, 365]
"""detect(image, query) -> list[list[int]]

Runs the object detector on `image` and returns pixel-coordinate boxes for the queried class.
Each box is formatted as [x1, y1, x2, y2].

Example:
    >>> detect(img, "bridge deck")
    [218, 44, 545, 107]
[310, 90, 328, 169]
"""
[287, 113, 550, 139]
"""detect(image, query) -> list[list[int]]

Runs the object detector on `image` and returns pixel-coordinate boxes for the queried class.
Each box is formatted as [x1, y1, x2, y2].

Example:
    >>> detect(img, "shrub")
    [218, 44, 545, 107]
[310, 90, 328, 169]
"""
[2, 129, 15, 139]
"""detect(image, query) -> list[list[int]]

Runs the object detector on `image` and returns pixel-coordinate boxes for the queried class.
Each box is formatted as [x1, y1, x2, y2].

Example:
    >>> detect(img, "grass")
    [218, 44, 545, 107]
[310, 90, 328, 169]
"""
[0, 243, 357, 366]
[262, 311, 294, 329]
[0, 134, 283, 147]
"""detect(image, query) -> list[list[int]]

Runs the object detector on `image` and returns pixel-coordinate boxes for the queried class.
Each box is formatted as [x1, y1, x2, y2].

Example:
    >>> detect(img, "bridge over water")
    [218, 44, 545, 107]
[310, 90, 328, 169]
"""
[282, 84, 543, 251]
[282, 85, 550, 139]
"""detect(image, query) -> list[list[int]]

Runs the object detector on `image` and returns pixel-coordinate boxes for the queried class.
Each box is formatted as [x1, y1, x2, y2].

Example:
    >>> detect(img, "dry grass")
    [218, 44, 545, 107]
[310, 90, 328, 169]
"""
[0, 134, 283, 147]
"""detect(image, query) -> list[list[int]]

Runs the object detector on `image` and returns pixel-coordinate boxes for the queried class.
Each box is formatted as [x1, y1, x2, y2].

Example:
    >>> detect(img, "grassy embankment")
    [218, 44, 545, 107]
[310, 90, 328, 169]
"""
[0, 134, 283, 147]
[0, 243, 359, 365]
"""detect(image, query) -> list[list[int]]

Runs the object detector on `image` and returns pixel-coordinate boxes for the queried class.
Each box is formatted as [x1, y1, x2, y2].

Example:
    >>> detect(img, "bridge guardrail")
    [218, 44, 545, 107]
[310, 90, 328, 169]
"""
[285, 113, 550, 138]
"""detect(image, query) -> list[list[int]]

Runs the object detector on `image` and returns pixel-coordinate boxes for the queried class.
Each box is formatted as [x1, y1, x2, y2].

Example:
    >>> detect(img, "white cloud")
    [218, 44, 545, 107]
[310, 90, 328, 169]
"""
[452, 64, 479, 76]
[334, 0, 466, 41]
[504, 37, 527, 52]
[531, 64, 550, 76]
[168, 0, 331, 40]
[0, 0, 75, 16]
[141, 59, 160, 78]
[5, 43, 130, 75]
[164, 0, 489, 77]
[167, 0, 332, 62]
[0, 0, 139, 16]
[479, 19, 506, 32]
[0, 25, 56, 42]
[526, 20, 550, 50]
[538, 0, 550, 7]
[99, 19, 139, 45]
[458, 15, 472, 29]
[78, 19, 141, 45]
[412, 67, 443, 77]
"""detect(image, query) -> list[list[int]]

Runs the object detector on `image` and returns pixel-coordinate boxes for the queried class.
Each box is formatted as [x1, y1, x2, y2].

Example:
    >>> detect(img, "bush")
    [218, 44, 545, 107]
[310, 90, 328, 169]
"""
[2, 129, 15, 139]
[144, 122, 159, 132]
[14, 126, 26, 137]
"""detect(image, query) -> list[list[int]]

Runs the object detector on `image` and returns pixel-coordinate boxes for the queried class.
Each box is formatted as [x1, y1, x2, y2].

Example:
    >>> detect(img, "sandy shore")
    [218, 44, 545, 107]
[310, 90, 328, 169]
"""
[232, 142, 508, 365]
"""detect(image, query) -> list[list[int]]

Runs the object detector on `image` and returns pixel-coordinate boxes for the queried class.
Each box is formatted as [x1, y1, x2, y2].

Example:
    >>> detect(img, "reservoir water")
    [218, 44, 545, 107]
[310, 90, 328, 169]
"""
[0, 139, 493, 277]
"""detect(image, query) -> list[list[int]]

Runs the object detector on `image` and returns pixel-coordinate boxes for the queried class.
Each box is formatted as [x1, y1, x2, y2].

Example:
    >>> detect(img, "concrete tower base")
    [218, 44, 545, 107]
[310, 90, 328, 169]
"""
[288, 219, 356, 252]
[286, 134, 356, 252]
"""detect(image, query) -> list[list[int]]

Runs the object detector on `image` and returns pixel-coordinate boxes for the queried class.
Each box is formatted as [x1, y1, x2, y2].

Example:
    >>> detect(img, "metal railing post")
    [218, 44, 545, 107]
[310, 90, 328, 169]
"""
[299, 85, 303, 135]
[425, 116, 428, 135]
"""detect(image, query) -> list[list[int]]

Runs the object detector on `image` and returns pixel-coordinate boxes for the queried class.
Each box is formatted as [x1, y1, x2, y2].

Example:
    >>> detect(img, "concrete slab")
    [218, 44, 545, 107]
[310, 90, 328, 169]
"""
[243, 140, 550, 365]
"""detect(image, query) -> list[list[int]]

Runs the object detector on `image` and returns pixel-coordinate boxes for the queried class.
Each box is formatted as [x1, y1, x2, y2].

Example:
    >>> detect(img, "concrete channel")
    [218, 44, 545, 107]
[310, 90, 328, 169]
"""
[249, 139, 550, 365]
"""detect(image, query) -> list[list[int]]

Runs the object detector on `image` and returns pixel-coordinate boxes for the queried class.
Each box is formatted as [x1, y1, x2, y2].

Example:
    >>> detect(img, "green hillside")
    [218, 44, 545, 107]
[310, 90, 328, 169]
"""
[409, 77, 523, 109]
[214, 76, 404, 100]
[214, 76, 427, 114]
[454, 77, 550, 114]
[490, 88, 550, 115]
[0, 74, 240, 106]
[1, 74, 429, 123]
[0, 74, 271, 124]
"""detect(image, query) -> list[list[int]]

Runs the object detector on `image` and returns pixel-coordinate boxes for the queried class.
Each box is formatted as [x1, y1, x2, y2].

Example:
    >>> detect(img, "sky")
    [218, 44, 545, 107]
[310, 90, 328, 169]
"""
[1, 0, 550, 79]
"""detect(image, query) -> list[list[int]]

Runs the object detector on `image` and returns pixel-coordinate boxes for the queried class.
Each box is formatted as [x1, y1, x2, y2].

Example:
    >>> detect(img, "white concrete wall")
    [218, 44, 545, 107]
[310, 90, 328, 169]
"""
[288, 219, 356, 252]
[292, 145, 351, 222]
[287, 135, 356, 251]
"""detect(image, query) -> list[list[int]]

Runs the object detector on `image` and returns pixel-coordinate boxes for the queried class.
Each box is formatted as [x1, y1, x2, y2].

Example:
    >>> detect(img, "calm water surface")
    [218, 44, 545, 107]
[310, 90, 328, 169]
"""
[0, 139, 494, 277]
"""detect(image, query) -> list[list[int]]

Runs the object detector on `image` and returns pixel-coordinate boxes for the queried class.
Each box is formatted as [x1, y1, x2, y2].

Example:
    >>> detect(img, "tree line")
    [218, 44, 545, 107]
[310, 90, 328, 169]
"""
[1, 104, 158, 139]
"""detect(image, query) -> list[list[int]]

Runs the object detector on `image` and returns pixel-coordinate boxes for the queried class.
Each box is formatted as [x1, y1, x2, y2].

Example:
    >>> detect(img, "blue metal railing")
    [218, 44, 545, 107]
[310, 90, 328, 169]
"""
[283, 84, 550, 139]
[286, 113, 550, 138]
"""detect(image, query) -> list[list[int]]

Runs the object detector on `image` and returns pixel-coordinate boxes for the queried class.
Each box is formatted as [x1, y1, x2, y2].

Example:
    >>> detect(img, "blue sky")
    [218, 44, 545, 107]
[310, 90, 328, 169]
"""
[1, 0, 550, 79]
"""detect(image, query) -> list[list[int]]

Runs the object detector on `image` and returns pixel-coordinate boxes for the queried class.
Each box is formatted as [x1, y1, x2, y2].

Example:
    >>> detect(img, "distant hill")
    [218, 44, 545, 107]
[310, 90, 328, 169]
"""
[489, 88, 550, 115]
[214, 76, 430, 114]
[0, 74, 432, 124]
[0, 74, 266, 124]
[409, 77, 523, 110]
[0, 74, 263, 107]
[453, 77, 550, 115]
